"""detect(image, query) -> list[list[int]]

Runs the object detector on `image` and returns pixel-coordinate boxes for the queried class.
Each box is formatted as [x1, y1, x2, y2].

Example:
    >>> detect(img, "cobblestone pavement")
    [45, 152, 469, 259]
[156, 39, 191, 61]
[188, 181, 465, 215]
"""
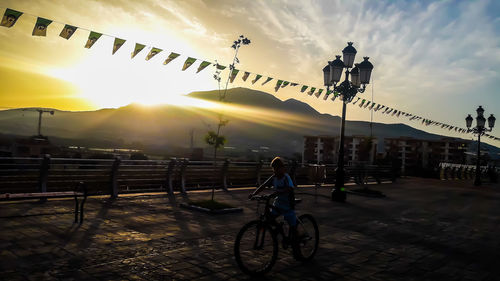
[1, 178, 500, 280]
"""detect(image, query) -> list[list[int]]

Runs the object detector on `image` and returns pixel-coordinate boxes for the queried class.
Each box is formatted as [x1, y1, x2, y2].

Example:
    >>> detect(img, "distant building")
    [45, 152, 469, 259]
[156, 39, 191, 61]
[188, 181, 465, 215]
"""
[303, 135, 378, 165]
[383, 137, 469, 174]
[303, 135, 336, 164]
[303, 135, 470, 172]
[9, 136, 59, 157]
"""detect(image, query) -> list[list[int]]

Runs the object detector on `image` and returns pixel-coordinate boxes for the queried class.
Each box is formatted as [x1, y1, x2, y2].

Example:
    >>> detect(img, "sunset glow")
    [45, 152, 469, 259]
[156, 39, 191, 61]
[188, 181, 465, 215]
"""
[0, 0, 499, 145]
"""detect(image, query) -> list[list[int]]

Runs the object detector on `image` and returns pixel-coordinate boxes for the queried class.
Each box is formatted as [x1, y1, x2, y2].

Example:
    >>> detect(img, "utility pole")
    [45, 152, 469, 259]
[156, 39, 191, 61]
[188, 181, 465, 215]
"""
[190, 129, 194, 149]
[24, 109, 54, 137]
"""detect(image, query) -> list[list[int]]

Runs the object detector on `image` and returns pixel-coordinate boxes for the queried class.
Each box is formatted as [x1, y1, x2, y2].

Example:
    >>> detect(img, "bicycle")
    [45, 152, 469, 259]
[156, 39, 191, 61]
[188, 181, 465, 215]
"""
[234, 193, 319, 276]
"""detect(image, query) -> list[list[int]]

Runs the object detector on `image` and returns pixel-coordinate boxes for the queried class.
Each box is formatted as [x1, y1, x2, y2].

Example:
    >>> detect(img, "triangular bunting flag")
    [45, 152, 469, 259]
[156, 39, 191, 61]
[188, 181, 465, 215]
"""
[274, 80, 283, 92]
[242, 72, 250, 81]
[229, 69, 239, 83]
[369, 103, 376, 110]
[262, 77, 273, 85]
[359, 99, 366, 107]
[59, 24, 77, 39]
[1, 8, 22, 28]
[146, 47, 162, 61]
[290, 83, 299, 86]
[315, 89, 323, 98]
[216, 64, 227, 70]
[85, 31, 102, 48]
[182, 57, 197, 71]
[163, 52, 180, 65]
[112, 38, 126, 55]
[323, 90, 332, 100]
[352, 97, 360, 105]
[308, 87, 316, 96]
[300, 86, 308, 93]
[196, 61, 211, 73]
[32, 17, 52, 36]
[131, 43, 145, 58]
[281, 81, 289, 88]
[364, 101, 371, 108]
[252, 74, 262, 84]
[331, 92, 339, 102]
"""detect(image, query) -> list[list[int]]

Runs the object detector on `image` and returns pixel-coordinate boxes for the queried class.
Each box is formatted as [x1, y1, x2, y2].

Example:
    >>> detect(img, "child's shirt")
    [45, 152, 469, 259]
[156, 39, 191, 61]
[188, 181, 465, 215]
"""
[272, 173, 294, 211]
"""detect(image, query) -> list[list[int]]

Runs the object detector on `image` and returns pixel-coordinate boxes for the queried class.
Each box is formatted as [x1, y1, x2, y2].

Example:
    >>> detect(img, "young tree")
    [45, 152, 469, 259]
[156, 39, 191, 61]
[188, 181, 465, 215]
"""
[205, 35, 251, 201]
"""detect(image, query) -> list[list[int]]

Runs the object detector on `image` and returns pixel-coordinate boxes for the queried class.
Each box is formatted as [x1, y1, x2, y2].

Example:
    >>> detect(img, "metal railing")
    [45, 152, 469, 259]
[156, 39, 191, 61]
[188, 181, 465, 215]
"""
[0, 156, 395, 197]
[438, 162, 499, 182]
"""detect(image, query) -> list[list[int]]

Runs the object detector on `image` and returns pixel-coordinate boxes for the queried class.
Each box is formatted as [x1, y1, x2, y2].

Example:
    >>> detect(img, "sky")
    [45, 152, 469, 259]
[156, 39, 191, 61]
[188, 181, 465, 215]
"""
[0, 0, 499, 146]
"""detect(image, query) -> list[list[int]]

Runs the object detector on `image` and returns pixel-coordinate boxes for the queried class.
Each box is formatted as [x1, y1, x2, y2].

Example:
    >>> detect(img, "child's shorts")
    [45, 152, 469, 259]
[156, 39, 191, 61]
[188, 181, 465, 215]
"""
[271, 207, 297, 226]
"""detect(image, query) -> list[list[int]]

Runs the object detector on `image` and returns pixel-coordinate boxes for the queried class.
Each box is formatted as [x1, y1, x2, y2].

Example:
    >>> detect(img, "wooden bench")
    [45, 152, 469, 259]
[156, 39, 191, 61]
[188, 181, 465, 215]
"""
[0, 182, 88, 223]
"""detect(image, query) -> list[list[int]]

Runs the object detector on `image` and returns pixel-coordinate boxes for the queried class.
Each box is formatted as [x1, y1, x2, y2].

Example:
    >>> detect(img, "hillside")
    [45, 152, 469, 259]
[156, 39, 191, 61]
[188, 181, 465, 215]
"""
[0, 87, 498, 157]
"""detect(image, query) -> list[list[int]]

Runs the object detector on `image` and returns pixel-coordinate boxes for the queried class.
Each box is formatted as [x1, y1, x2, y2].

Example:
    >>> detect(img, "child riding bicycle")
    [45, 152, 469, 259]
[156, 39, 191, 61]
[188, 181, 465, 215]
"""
[249, 157, 297, 238]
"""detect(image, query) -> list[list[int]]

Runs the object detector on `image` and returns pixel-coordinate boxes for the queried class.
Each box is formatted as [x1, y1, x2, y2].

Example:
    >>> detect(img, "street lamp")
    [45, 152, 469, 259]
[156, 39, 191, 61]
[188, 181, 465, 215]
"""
[323, 42, 374, 202]
[466, 106, 495, 186]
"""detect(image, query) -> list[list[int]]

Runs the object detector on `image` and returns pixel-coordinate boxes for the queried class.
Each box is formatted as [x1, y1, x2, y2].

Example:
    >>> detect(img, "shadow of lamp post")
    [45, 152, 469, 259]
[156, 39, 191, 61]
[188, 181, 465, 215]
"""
[323, 42, 374, 202]
[465, 106, 495, 186]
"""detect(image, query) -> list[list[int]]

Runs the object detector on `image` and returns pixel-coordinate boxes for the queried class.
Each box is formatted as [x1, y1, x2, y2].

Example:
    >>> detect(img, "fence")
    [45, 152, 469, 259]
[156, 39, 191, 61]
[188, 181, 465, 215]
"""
[438, 163, 499, 182]
[0, 156, 394, 197]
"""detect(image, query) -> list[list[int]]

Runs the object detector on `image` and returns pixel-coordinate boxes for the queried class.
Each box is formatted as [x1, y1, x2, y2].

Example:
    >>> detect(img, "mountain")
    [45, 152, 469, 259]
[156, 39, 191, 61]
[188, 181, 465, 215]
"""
[0, 87, 498, 158]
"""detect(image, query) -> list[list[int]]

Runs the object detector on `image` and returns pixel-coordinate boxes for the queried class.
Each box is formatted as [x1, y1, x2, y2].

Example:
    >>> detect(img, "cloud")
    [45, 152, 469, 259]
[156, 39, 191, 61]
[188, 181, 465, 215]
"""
[1, 0, 499, 145]
[212, 1, 499, 115]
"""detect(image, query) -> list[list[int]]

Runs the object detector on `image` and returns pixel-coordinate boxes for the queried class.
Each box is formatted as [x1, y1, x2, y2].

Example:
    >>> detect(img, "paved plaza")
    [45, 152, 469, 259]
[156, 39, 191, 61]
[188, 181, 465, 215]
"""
[1, 178, 500, 280]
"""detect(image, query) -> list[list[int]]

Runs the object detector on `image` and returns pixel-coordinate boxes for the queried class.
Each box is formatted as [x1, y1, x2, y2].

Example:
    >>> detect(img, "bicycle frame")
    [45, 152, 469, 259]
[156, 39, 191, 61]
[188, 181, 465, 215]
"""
[235, 193, 319, 275]
[253, 194, 297, 248]
[258, 195, 313, 246]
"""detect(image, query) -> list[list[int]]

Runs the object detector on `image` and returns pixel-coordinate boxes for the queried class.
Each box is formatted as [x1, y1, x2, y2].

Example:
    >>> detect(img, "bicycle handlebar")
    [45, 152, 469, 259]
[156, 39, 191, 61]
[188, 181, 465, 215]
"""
[249, 192, 278, 201]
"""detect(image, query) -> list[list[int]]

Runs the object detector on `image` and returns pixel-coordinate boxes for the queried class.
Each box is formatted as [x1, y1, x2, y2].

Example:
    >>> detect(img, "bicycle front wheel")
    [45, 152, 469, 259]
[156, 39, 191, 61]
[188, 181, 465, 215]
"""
[234, 220, 278, 276]
[293, 214, 319, 261]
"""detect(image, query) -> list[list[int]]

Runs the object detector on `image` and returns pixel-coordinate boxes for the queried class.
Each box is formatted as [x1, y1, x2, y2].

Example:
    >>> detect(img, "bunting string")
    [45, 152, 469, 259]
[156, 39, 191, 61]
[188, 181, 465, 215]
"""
[1, 7, 499, 142]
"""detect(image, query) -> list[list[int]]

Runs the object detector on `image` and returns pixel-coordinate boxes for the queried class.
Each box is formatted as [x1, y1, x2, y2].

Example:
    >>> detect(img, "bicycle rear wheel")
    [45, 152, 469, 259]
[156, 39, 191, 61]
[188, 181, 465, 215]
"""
[234, 220, 278, 276]
[293, 214, 319, 261]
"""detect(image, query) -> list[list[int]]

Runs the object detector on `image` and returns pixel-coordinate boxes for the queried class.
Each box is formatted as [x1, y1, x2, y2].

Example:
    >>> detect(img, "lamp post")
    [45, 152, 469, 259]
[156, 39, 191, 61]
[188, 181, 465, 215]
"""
[323, 42, 374, 202]
[466, 106, 495, 186]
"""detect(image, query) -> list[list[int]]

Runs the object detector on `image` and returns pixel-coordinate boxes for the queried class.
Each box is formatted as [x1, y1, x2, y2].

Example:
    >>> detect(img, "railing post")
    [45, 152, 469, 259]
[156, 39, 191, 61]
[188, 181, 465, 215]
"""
[288, 160, 298, 186]
[256, 160, 264, 186]
[467, 167, 472, 180]
[180, 158, 188, 194]
[38, 154, 50, 201]
[375, 165, 382, 184]
[166, 158, 176, 194]
[222, 159, 230, 191]
[110, 157, 121, 199]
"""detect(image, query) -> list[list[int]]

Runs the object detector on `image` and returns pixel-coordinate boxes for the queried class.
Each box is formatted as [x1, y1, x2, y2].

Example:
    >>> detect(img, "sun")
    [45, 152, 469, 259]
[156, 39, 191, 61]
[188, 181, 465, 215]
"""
[46, 34, 219, 109]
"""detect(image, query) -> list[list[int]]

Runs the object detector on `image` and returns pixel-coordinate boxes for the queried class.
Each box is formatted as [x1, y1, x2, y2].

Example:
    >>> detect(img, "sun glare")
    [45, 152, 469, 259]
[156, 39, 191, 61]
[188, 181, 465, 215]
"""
[46, 34, 219, 109]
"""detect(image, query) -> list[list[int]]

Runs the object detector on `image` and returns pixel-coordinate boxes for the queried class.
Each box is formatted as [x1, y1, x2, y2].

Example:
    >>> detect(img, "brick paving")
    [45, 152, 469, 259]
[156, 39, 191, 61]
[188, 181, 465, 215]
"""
[1, 178, 500, 280]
